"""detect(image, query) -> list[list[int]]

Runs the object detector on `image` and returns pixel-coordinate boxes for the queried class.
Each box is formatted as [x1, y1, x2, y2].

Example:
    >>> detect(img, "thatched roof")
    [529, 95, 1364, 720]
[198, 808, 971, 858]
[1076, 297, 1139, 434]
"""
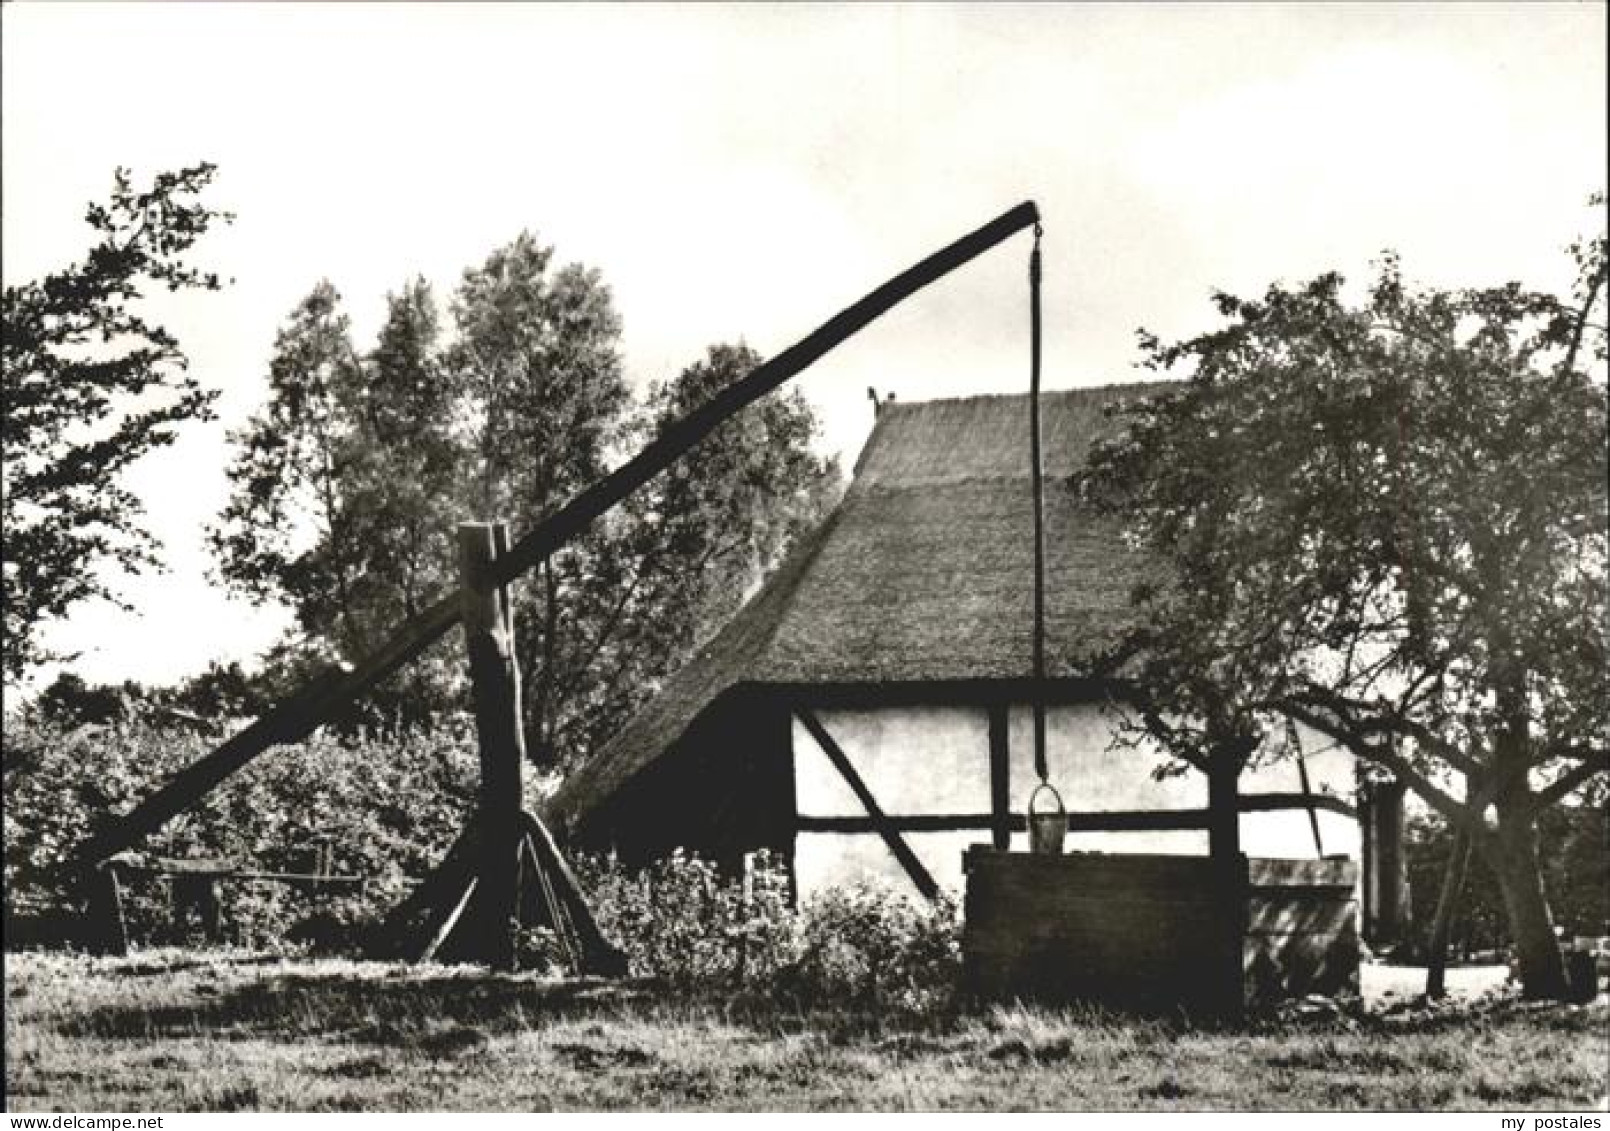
[547, 381, 1173, 827]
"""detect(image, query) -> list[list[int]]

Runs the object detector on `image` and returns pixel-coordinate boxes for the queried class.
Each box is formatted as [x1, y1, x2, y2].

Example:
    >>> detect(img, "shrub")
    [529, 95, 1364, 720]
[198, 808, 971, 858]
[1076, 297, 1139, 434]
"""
[579, 849, 961, 1011]
[5, 707, 965, 1011]
[783, 884, 962, 1013]
[578, 848, 797, 986]
[2, 713, 480, 951]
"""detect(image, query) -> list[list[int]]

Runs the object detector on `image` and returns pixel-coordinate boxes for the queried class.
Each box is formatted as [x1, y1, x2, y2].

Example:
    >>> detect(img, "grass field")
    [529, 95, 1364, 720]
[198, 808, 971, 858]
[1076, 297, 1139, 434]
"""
[5, 951, 1607, 1112]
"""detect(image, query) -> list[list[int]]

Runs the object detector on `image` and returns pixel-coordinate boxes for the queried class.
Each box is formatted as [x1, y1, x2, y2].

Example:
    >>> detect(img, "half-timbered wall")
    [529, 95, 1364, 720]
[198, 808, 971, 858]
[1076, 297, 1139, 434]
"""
[793, 703, 1359, 898]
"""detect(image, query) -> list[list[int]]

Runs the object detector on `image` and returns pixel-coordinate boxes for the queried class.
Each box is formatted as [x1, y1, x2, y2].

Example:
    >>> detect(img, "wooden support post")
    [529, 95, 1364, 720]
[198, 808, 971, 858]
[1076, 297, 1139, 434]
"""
[371, 823, 480, 957]
[418, 880, 479, 964]
[1425, 826, 1472, 999]
[90, 861, 129, 957]
[988, 706, 1011, 851]
[459, 521, 526, 971]
[519, 811, 629, 975]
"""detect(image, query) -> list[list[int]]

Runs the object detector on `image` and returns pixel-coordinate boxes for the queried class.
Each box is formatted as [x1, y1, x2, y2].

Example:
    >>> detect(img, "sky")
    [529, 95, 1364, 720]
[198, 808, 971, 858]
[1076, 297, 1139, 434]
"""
[3, 2, 1606, 690]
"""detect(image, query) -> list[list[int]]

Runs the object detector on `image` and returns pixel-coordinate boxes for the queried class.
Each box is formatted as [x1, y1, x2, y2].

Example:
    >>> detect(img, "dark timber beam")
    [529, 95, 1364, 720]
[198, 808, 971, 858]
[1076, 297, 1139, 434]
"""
[796, 708, 940, 901]
[796, 793, 1353, 836]
[1239, 791, 1356, 819]
[988, 706, 1011, 850]
[81, 201, 1041, 866]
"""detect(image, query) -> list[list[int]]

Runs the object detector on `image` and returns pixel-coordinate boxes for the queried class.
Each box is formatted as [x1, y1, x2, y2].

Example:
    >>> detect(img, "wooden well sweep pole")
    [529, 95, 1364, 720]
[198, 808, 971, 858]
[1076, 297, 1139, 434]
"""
[458, 521, 526, 971]
[79, 200, 1042, 868]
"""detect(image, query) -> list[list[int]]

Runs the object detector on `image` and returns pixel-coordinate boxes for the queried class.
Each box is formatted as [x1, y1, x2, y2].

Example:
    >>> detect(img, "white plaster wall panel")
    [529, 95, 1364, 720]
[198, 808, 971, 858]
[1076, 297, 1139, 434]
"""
[1006, 705, 1207, 813]
[795, 829, 979, 897]
[1238, 808, 1360, 862]
[792, 707, 990, 817]
[789, 702, 1364, 899]
[791, 721, 866, 816]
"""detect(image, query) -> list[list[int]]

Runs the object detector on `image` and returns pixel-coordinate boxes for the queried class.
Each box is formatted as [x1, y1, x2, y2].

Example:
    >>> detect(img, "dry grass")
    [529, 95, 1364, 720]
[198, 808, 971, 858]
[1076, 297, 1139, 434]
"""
[5, 950, 1607, 1112]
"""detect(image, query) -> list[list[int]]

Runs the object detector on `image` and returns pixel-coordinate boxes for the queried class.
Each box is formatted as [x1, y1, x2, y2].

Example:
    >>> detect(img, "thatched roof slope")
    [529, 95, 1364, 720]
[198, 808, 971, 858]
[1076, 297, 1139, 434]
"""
[547, 381, 1174, 828]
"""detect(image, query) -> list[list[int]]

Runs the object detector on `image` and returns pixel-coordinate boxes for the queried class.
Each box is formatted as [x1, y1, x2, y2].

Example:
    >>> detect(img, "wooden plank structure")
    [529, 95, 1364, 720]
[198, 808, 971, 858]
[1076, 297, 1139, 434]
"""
[1244, 856, 1361, 1003]
[73, 203, 1046, 969]
[962, 847, 1360, 1019]
[86, 855, 368, 955]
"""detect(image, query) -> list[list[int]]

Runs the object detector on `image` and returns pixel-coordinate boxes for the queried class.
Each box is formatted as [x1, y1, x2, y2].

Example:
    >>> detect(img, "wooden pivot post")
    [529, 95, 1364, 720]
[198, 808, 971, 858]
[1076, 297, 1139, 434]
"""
[459, 520, 526, 971]
[364, 524, 625, 973]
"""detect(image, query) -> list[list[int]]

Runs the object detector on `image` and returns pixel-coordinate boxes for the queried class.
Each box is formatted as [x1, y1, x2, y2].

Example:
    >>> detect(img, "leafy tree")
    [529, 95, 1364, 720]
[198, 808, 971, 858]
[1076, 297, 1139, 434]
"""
[2, 164, 230, 682]
[211, 282, 365, 652]
[449, 233, 628, 522]
[211, 279, 462, 713]
[1080, 209, 1607, 998]
[357, 277, 462, 622]
[524, 344, 841, 767]
[636, 344, 842, 648]
[212, 235, 840, 770]
[445, 235, 631, 766]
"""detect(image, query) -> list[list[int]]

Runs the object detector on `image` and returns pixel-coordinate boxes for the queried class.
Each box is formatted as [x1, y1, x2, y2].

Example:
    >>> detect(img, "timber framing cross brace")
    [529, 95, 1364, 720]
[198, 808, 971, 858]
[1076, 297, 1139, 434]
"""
[796, 708, 940, 901]
[75, 201, 1046, 969]
[795, 703, 1356, 905]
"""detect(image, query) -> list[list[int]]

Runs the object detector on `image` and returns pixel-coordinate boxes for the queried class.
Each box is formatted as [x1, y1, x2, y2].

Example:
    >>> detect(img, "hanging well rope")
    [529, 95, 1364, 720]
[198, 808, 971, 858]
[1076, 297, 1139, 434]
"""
[1030, 222, 1048, 785]
[1024, 220, 1065, 854]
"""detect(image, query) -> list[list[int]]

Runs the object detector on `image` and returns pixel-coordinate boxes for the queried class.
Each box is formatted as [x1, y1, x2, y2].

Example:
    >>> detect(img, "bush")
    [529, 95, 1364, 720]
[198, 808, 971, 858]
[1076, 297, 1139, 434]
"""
[580, 849, 961, 1011]
[2, 714, 481, 951]
[4, 708, 965, 1011]
[578, 848, 797, 985]
[783, 884, 962, 1013]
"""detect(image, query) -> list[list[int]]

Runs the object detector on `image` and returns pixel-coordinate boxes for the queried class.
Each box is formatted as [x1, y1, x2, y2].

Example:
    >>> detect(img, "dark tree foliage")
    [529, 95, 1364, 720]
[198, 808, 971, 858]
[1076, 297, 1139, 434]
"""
[33, 662, 267, 728]
[525, 344, 841, 767]
[2, 165, 231, 681]
[1080, 202, 1607, 998]
[212, 236, 840, 768]
[637, 343, 842, 648]
[210, 277, 462, 712]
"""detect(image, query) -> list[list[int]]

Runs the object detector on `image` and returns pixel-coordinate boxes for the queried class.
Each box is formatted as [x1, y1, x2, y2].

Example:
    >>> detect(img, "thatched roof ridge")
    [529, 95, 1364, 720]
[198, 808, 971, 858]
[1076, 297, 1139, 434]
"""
[547, 379, 1176, 829]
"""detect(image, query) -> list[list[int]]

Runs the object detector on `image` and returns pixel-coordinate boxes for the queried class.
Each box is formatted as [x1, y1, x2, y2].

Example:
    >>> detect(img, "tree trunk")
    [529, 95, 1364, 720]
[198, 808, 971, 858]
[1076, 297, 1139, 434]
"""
[1490, 801, 1568, 1000]
[1206, 737, 1248, 1022]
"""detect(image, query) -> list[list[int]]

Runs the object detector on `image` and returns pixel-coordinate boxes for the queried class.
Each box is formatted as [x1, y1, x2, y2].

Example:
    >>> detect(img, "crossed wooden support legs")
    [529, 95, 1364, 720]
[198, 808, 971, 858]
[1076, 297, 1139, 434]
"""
[370, 810, 627, 974]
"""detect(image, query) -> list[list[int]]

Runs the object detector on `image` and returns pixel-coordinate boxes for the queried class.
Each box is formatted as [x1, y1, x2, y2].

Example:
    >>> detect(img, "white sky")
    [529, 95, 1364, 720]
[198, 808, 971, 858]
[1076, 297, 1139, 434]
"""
[3, 2, 1605, 689]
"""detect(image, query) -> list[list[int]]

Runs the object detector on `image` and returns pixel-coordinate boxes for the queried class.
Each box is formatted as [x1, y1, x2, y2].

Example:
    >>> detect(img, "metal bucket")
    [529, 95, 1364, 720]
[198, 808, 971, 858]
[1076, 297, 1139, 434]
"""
[1027, 782, 1066, 855]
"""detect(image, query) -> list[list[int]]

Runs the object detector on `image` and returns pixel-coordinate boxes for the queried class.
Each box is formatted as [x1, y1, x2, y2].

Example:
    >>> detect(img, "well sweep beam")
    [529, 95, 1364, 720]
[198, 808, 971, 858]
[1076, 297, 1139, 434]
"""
[78, 201, 1042, 867]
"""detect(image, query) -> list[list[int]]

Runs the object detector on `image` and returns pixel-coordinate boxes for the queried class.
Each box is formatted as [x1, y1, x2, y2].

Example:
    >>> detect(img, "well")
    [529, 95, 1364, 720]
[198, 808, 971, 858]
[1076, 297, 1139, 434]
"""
[961, 847, 1359, 1017]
